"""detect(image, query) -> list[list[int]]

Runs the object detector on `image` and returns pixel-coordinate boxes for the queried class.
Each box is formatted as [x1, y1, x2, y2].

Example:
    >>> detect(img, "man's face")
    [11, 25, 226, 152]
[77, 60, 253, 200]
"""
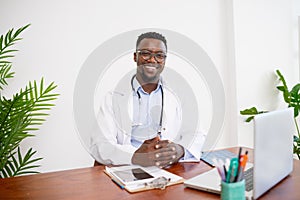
[134, 38, 167, 83]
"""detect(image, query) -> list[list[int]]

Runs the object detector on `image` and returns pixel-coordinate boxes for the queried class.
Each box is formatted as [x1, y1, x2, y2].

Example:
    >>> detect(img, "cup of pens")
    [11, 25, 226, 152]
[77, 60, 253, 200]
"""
[221, 179, 245, 200]
[214, 149, 248, 200]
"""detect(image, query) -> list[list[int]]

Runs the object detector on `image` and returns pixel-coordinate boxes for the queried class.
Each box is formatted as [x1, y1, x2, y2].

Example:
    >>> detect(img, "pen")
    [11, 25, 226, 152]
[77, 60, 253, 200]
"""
[238, 147, 242, 161]
[218, 159, 226, 181]
[226, 158, 239, 183]
[240, 151, 248, 170]
[235, 147, 242, 182]
[236, 151, 249, 181]
[223, 165, 227, 179]
[225, 158, 230, 170]
[213, 158, 226, 182]
[111, 178, 125, 189]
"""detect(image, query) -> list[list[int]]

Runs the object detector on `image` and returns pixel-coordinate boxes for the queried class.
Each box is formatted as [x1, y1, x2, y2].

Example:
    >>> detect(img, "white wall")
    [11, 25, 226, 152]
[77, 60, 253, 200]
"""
[234, 0, 299, 147]
[0, 0, 298, 172]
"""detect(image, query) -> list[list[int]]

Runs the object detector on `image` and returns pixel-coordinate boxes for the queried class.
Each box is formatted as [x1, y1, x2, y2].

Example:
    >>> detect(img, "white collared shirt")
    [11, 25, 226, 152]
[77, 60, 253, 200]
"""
[131, 77, 163, 142]
[130, 77, 195, 160]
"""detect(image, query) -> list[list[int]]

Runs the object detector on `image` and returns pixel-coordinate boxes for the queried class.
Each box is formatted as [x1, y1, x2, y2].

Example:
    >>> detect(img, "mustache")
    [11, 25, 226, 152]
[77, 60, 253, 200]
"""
[139, 63, 161, 69]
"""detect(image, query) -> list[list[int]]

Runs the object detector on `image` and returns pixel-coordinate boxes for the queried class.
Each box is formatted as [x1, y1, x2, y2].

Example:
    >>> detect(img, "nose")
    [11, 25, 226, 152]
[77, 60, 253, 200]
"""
[147, 54, 158, 63]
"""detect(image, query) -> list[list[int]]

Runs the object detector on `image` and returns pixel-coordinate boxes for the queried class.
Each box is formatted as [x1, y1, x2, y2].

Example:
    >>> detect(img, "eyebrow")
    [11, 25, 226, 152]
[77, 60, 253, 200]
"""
[137, 49, 166, 53]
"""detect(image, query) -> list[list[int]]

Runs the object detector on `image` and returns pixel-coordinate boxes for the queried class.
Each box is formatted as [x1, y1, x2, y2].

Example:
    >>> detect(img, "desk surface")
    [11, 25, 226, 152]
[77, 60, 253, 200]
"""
[1, 147, 300, 200]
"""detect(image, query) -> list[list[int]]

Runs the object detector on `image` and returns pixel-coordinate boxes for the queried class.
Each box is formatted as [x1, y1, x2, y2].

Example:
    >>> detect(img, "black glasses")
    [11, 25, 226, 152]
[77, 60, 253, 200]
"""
[136, 50, 167, 63]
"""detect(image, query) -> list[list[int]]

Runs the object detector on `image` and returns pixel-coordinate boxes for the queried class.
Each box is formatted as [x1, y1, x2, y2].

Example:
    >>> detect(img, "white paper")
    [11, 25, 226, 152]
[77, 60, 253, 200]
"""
[106, 165, 183, 191]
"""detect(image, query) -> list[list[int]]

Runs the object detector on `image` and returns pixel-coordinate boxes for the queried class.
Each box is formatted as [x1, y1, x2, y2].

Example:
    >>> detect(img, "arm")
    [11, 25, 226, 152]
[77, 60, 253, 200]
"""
[163, 88, 207, 162]
[178, 131, 206, 162]
[89, 92, 137, 165]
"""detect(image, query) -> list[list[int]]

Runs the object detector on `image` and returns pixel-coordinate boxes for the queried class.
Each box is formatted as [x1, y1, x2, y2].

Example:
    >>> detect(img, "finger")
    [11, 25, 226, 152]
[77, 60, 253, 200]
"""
[144, 136, 160, 144]
[154, 149, 177, 162]
[155, 153, 177, 162]
[155, 159, 175, 168]
[155, 140, 171, 149]
[153, 146, 175, 154]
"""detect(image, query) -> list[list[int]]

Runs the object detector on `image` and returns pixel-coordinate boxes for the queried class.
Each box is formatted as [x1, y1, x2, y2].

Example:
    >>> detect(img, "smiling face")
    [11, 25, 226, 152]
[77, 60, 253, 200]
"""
[134, 38, 167, 84]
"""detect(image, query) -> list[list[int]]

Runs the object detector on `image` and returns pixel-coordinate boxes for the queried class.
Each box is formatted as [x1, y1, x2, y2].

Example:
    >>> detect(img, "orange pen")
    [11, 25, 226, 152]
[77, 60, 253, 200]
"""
[239, 151, 248, 171]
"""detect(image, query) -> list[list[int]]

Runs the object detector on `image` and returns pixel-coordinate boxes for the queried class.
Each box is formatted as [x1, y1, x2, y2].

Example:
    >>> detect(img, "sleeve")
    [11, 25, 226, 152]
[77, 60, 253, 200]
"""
[166, 88, 206, 162]
[89, 92, 137, 165]
[168, 89, 207, 162]
[178, 130, 206, 162]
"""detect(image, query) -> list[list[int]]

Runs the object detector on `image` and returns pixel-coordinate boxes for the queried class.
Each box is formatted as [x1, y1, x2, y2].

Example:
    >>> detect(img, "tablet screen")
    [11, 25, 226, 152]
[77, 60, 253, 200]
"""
[113, 168, 154, 182]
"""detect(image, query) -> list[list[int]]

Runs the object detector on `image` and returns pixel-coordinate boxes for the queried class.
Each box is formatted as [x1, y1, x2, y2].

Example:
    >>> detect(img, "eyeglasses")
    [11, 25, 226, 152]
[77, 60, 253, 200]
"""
[144, 176, 171, 190]
[136, 50, 167, 63]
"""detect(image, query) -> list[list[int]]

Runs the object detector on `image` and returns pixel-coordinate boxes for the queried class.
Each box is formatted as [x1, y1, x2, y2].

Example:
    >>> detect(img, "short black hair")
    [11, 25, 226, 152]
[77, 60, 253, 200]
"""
[136, 32, 167, 51]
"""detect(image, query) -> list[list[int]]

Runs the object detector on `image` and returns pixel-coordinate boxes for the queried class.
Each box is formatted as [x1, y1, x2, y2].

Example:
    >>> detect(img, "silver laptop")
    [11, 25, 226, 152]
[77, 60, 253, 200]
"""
[184, 108, 295, 199]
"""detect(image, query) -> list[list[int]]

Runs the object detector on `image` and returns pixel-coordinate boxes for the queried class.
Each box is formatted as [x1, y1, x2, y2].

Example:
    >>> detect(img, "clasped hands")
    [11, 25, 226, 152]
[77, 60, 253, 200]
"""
[131, 136, 184, 168]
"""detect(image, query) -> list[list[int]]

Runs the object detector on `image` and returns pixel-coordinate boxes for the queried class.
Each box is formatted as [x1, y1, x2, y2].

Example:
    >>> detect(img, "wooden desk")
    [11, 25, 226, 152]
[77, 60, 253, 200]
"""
[1, 148, 300, 200]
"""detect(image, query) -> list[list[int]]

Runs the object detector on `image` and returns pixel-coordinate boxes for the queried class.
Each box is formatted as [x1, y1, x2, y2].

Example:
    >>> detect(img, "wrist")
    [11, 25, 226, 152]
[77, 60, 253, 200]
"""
[176, 144, 185, 160]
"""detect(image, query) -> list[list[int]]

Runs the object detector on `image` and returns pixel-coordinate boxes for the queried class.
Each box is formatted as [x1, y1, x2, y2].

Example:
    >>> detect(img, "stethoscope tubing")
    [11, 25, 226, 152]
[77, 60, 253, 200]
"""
[130, 75, 164, 135]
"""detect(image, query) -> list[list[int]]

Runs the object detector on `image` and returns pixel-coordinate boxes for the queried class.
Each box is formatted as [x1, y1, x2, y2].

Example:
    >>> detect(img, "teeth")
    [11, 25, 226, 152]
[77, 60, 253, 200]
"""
[144, 65, 156, 69]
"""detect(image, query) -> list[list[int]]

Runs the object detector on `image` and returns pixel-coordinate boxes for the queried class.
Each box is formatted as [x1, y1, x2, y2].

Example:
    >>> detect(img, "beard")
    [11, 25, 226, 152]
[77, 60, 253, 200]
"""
[138, 63, 162, 83]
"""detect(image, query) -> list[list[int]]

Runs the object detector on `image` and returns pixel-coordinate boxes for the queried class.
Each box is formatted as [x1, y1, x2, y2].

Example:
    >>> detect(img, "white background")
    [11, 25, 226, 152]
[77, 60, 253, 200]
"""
[0, 0, 299, 172]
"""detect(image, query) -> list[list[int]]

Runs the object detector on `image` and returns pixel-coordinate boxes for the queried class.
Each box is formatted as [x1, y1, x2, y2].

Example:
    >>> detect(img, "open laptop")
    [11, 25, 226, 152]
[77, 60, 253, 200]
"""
[184, 108, 295, 199]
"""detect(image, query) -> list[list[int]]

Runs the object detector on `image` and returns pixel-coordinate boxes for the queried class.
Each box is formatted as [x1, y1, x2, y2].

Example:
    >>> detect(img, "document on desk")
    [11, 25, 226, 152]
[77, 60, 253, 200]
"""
[104, 165, 184, 193]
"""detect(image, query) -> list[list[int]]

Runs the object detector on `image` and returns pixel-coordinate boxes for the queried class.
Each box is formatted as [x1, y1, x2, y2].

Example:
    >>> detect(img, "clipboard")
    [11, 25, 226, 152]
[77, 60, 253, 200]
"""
[104, 165, 185, 193]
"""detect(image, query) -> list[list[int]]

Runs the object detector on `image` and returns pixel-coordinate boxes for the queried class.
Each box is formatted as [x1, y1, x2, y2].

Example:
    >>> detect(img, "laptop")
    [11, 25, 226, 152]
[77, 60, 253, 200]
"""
[184, 108, 295, 199]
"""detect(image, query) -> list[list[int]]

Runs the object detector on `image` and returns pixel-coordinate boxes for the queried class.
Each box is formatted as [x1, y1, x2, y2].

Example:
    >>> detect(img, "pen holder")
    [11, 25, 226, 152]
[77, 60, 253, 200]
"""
[221, 180, 245, 200]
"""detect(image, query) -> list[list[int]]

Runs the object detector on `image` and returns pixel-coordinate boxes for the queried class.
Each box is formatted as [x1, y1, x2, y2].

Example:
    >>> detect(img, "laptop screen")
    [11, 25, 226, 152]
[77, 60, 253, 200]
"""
[253, 108, 294, 199]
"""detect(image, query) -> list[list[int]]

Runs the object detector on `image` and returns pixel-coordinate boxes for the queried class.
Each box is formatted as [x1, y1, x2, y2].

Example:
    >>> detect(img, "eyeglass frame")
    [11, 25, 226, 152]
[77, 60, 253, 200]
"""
[143, 176, 171, 190]
[136, 49, 167, 63]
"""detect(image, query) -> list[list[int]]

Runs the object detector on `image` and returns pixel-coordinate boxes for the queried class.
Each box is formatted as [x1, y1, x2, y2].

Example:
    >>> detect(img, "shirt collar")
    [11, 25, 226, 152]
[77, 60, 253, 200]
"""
[132, 76, 163, 94]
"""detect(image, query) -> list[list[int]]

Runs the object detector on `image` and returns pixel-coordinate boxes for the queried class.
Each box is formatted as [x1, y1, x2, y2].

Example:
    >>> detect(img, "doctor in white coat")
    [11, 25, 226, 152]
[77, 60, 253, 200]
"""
[90, 32, 206, 168]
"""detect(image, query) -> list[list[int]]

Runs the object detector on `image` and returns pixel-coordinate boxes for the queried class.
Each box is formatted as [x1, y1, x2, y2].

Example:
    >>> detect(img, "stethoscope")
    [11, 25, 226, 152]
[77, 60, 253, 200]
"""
[131, 75, 164, 136]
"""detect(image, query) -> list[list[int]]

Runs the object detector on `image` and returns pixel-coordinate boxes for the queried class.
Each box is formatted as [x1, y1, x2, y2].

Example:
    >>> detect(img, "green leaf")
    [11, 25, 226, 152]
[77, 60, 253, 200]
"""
[1, 169, 8, 178]
[4, 164, 12, 177]
[0, 49, 18, 55]
[290, 84, 300, 118]
[7, 147, 43, 177]
[0, 24, 59, 178]
[240, 107, 259, 115]
[40, 77, 44, 96]
[240, 107, 267, 122]
[276, 70, 291, 104]
[0, 55, 14, 60]
[0, 24, 30, 62]
[0, 35, 3, 50]
[0, 64, 15, 90]
[34, 80, 38, 100]
[245, 116, 255, 122]
[276, 86, 285, 92]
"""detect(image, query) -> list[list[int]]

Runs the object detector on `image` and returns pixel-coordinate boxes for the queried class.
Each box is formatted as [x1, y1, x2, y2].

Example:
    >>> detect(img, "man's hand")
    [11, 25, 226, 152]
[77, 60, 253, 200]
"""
[156, 140, 184, 167]
[131, 137, 185, 168]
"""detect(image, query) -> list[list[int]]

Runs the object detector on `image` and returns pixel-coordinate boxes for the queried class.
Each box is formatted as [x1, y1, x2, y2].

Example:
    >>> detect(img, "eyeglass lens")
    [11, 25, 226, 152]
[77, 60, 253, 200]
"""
[137, 50, 166, 62]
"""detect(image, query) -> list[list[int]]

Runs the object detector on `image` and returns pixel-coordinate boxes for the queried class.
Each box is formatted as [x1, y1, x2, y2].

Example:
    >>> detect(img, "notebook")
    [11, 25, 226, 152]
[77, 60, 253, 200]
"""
[184, 108, 295, 199]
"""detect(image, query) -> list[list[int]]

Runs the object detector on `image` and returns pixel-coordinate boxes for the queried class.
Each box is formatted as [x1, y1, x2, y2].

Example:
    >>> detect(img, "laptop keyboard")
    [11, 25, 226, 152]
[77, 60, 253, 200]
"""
[244, 167, 253, 191]
[201, 150, 254, 192]
[201, 150, 237, 167]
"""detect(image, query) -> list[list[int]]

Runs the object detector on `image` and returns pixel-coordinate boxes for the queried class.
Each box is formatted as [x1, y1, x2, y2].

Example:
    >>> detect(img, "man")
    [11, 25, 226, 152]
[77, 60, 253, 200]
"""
[90, 32, 206, 168]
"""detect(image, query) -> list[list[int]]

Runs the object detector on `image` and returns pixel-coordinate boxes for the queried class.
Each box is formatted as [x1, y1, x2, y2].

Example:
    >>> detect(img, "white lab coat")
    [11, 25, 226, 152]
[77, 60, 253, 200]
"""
[89, 76, 206, 165]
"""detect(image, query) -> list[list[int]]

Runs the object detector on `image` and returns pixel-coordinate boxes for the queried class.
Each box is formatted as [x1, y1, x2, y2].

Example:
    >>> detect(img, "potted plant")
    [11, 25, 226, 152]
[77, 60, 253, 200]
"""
[240, 69, 300, 159]
[0, 24, 59, 177]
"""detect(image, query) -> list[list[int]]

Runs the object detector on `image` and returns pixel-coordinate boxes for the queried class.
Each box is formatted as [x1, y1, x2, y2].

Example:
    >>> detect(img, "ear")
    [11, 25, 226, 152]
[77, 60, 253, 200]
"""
[133, 52, 137, 62]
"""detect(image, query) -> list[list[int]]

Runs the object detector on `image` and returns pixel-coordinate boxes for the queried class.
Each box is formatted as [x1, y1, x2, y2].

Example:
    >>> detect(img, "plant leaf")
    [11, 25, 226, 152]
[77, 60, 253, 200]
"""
[276, 69, 291, 104]
[240, 107, 259, 115]
[290, 84, 300, 118]
[240, 107, 267, 122]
